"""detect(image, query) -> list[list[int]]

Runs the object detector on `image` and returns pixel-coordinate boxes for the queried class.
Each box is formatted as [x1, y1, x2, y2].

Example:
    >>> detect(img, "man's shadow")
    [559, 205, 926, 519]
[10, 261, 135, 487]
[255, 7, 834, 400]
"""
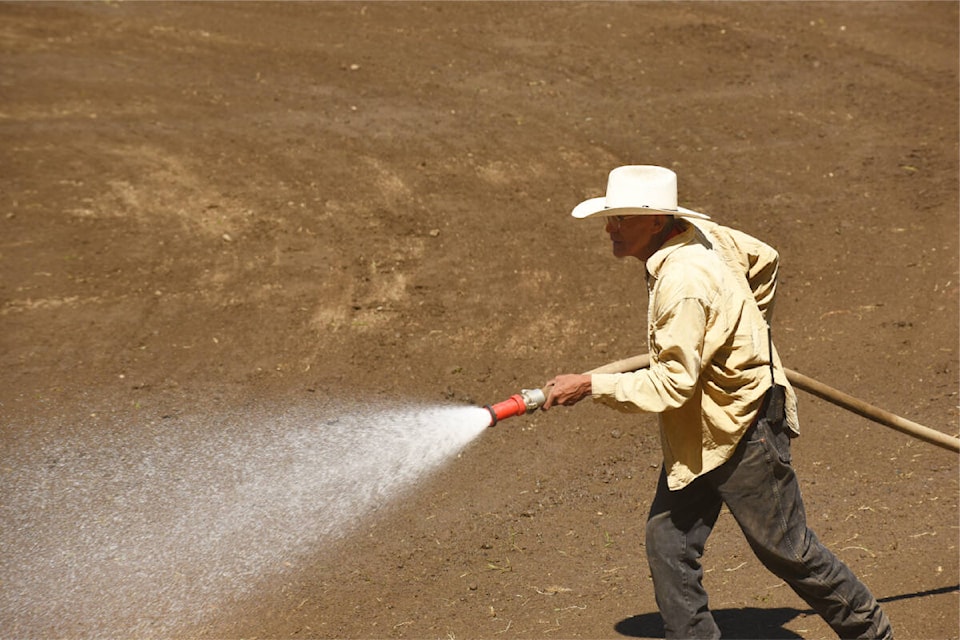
[614, 584, 959, 639]
[615, 607, 803, 639]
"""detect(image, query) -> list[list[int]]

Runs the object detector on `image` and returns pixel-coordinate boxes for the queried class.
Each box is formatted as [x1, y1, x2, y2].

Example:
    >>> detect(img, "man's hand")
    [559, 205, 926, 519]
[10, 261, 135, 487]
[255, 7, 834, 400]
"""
[541, 374, 592, 410]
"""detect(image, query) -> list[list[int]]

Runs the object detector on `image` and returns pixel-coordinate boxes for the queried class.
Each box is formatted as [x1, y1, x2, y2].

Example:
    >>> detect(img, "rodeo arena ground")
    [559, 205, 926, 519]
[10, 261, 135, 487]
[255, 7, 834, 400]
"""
[1, 2, 958, 639]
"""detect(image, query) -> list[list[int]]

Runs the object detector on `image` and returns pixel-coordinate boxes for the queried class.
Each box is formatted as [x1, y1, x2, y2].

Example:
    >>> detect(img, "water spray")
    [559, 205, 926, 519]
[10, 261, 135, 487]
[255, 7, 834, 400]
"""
[3, 400, 491, 638]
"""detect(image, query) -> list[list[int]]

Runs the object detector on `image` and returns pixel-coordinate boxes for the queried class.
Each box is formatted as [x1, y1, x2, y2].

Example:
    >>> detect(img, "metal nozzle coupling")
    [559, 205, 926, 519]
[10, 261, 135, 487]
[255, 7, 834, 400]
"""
[484, 388, 547, 427]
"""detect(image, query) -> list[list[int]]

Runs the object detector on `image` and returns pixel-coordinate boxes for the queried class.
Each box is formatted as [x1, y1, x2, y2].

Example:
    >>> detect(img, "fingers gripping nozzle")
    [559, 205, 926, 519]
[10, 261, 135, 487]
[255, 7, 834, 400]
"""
[484, 388, 547, 427]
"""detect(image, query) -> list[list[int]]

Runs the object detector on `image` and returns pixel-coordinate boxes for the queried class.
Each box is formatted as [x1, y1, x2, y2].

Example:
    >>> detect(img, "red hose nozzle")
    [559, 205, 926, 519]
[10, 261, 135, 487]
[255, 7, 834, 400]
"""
[484, 394, 525, 427]
[483, 388, 546, 427]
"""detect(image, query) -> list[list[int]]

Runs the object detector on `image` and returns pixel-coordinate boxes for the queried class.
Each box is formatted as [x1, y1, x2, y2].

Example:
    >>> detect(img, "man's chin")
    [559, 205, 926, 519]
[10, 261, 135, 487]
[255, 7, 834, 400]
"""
[612, 246, 645, 261]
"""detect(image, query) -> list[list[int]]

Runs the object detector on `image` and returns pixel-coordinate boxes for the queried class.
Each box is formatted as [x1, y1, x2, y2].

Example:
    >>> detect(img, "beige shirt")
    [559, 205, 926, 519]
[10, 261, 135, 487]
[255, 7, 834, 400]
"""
[591, 220, 799, 490]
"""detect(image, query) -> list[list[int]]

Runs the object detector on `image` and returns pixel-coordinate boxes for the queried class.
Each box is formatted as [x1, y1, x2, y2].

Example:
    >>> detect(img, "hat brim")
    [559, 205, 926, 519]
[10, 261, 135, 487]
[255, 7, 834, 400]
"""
[571, 197, 710, 220]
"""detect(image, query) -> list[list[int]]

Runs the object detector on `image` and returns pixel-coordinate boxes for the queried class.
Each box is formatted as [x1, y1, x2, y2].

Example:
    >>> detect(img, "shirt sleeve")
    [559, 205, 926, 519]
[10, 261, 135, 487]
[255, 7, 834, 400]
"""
[591, 296, 706, 413]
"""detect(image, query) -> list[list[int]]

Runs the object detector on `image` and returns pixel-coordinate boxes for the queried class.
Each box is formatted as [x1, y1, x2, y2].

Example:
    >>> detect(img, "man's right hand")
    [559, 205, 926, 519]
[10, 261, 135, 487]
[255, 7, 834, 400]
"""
[541, 374, 592, 410]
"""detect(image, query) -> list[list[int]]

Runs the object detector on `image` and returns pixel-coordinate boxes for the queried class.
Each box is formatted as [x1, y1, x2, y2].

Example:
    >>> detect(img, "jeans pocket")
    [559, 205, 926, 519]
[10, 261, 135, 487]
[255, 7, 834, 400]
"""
[760, 386, 791, 463]
[763, 418, 792, 464]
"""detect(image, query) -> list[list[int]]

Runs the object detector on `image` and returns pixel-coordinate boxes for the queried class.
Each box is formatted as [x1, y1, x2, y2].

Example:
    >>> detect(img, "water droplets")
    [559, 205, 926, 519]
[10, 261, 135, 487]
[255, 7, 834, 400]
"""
[1, 400, 489, 637]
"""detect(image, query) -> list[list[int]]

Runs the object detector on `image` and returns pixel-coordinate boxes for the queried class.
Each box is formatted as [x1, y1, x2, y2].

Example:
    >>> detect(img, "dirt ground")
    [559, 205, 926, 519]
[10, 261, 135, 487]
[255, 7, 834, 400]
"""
[2, 2, 958, 638]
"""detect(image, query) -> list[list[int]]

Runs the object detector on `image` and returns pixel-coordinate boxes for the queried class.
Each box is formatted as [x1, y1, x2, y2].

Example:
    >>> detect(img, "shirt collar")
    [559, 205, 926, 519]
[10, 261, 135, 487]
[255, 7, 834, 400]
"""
[646, 222, 697, 278]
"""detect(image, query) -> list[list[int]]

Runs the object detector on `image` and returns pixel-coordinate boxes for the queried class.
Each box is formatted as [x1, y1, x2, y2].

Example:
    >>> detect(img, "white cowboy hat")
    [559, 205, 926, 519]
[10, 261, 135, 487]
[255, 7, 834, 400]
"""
[570, 165, 710, 220]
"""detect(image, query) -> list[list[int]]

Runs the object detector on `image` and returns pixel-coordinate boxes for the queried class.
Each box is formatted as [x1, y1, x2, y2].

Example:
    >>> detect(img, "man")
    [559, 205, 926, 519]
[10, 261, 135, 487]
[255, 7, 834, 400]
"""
[542, 166, 892, 639]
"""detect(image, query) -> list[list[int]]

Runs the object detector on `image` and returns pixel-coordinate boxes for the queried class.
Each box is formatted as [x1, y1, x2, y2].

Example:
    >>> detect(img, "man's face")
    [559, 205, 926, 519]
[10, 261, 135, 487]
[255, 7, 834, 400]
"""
[604, 214, 669, 261]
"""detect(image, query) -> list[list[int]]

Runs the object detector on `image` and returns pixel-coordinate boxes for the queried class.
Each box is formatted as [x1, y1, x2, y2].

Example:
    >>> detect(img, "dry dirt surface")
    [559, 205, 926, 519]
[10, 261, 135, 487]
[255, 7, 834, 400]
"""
[2, 2, 958, 639]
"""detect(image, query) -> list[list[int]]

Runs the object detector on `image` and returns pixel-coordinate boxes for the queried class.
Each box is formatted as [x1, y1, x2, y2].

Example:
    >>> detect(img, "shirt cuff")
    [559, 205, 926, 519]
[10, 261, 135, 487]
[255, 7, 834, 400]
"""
[591, 373, 621, 398]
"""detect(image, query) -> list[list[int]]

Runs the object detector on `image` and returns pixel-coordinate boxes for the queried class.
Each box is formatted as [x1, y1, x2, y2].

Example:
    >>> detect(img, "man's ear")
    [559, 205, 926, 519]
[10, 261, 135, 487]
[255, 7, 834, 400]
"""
[651, 214, 669, 231]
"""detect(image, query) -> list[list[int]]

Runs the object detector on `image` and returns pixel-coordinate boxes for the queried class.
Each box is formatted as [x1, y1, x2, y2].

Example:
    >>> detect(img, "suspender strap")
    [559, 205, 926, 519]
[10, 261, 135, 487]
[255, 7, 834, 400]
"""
[768, 325, 775, 385]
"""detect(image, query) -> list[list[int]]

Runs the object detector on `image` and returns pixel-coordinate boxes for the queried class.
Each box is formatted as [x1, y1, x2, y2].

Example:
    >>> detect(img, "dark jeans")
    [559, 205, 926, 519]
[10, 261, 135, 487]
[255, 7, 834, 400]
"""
[645, 386, 893, 639]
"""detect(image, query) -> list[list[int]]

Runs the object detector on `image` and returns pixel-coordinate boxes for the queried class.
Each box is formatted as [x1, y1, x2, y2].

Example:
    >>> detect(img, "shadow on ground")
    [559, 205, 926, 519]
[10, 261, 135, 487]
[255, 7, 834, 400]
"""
[615, 585, 959, 638]
[616, 607, 804, 639]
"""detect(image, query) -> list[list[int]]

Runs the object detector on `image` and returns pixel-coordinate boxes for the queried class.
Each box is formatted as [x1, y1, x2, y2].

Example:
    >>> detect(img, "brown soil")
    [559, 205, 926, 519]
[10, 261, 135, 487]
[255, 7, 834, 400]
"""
[2, 2, 958, 639]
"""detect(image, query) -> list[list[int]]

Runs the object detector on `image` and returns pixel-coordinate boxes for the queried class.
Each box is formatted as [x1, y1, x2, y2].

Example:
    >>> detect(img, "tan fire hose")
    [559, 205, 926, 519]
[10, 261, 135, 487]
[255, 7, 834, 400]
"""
[586, 353, 960, 454]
